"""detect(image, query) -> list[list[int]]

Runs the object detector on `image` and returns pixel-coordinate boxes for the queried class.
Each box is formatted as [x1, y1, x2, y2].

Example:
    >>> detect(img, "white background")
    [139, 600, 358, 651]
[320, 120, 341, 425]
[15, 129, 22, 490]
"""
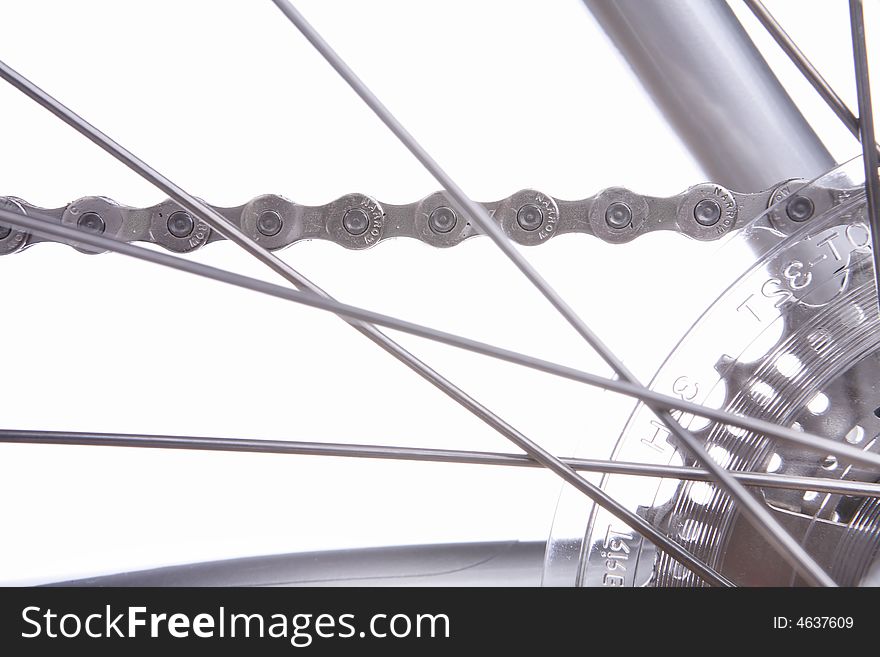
[0, 0, 875, 584]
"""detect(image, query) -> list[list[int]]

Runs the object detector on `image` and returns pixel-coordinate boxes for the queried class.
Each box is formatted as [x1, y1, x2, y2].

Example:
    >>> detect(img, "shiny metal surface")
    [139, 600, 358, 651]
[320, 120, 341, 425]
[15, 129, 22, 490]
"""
[582, 0, 836, 191]
[744, 1, 862, 148]
[546, 160, 880, 587]
[51, 542, 546, 587]
[0, 184, 774, 255]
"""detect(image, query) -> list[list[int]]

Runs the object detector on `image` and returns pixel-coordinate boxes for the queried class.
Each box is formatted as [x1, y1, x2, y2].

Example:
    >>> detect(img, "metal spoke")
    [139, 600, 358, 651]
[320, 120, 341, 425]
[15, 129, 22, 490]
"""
[270, 0, 836, 586]
[744, 0, 880, 159]
[3, 429, 879, 498]
[4, 205, 880, 480]
[0, 65, 734, 588]
[849, 0, 880, 311]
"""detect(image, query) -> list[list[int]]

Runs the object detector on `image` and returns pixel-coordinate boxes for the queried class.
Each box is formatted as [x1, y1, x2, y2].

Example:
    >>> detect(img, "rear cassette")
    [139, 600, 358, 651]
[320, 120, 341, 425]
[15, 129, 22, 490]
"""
[545, 160, 880, 587]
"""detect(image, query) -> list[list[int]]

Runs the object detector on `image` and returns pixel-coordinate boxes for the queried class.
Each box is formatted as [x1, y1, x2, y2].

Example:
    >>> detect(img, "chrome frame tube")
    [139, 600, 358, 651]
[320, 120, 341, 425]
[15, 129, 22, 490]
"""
[582, 0, 836, 191]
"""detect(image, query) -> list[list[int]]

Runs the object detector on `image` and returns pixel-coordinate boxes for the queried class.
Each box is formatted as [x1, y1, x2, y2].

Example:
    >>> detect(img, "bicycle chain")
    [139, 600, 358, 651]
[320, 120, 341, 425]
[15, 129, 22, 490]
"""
[0, 179, 854, 255]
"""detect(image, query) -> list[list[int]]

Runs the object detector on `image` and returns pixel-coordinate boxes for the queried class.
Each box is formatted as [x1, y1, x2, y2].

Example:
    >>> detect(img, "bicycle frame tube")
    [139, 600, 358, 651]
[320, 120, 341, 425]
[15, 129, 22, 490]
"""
[582, 0, 836, 191]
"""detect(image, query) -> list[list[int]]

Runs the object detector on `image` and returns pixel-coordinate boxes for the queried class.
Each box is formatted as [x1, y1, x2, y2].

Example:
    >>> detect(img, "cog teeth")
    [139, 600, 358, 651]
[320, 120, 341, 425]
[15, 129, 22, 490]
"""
[714, 354, 737, 377]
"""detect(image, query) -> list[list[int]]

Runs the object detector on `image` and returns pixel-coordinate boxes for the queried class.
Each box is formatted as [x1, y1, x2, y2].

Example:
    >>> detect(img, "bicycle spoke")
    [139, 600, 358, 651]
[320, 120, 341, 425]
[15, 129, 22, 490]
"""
[0, 66, 732, 588]
[3, 429, 878, 498]
[745, 0, 880, 158]
[4, 206, 879, 477]
[271, 0, 836, 586]
[850, 0, 880, 311]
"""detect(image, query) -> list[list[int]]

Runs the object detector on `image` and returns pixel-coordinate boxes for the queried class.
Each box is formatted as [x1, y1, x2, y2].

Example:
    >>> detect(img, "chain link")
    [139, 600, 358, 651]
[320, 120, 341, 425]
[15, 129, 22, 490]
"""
[0, 179, 851, 255]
